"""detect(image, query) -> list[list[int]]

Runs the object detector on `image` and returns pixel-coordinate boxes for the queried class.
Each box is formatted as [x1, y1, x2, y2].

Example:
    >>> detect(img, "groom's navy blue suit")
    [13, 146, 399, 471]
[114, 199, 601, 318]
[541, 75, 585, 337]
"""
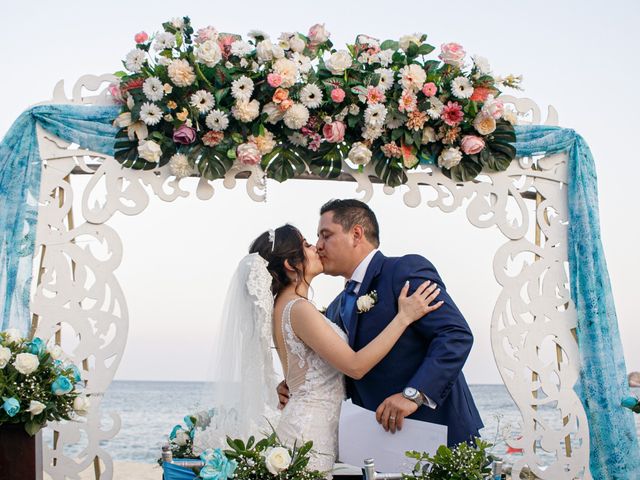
[326, 251, 483, 447]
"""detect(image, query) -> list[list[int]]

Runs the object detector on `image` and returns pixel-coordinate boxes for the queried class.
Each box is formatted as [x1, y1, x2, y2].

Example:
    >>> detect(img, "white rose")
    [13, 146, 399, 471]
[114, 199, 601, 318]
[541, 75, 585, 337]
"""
[256, 40, 276, 62]
[28, 400, 46, 416]
[283, 103, 310, 130]
[289, 35, 306, 53]
[47, 344, 63, 360]
[357, 295, 376, 312]
[399, 34, 421, 51]
[14, 352, 40, 375]
[137, 140, 162, 163]
[438, 147, 463, 169]
[326, 50, 353, 75]
[4, 328, 22, 344]
[473, 113, 497, 135]
[0, 346, 11, 368]
[73, 396, 91, 416]
[196, 40, 222, 68]
[174, 429, 190, 446]
[348, 142, 372, 166]
[272, 58, 298, 88]
[262, 102, 285, 124]
[472, 55, 491, 75]
[264, 446, 292, 475]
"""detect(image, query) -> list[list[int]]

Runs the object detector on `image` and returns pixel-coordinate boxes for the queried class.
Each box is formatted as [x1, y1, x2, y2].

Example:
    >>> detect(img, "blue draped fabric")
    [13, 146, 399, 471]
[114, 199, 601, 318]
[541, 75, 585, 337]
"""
[0, 105, 638, 477]
[513, 125, 640, 479]
[0, 104, 120, 334]
[162, 462, 198, 480]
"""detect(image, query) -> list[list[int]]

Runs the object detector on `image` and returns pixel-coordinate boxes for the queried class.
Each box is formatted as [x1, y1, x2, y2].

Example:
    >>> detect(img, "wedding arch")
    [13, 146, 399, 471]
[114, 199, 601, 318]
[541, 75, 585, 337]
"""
[1, 20, 638, 480]
[24, 74, 585, 479]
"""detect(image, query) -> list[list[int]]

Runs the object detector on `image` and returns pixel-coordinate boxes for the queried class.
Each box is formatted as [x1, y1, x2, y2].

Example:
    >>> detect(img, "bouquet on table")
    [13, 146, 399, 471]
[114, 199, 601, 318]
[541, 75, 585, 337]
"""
[0, 329, 89, 435]
[112, 16, 522, 187]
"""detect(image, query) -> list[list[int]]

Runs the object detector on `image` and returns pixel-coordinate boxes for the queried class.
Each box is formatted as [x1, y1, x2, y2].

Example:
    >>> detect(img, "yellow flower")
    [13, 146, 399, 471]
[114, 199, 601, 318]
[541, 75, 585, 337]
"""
[176, 108, 189, 122]
[167, 100, 178, 110]
[163, 83, 173, 94]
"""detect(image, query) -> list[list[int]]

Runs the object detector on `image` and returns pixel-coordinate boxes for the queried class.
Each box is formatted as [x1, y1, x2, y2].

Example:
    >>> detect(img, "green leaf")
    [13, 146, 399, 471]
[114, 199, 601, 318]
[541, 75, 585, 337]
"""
[198, 148, 233, 180]
[25, 421, 42, 436]
[309, 143, 346, 179]
[373, 151, 407, 187]
[444, 157, 483, 182]
[263, 147, 305, 182]
[380, 40, 399, 51]
[406, 43, 419, 58]
[418, 44, 435, 55]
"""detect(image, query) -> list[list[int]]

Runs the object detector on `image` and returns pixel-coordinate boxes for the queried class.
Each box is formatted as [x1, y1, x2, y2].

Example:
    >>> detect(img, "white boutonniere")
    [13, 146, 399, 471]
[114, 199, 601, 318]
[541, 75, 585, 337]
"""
[357, 290, 378, 313]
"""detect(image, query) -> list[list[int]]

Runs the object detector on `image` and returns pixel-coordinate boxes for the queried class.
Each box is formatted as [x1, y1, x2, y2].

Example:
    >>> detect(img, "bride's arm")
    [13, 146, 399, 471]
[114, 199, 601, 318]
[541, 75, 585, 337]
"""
[290, 281, 442, 380]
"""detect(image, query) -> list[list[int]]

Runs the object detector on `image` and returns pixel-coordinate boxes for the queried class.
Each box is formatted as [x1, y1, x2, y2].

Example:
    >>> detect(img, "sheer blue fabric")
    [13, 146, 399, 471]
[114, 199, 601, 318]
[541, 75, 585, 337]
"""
[0, 104, 119, 334]
[0, 106, 637, 477]
[513, 125, 640, 478]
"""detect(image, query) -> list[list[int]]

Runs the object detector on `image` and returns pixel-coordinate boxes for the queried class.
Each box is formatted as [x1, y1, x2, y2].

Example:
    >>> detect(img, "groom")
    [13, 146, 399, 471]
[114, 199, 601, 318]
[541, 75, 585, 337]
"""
[278, 199, 483, 447]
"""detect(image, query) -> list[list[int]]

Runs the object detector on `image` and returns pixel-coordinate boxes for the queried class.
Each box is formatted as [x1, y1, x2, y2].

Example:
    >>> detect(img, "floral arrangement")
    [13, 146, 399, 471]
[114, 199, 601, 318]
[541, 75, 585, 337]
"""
[112, 17, 521, 186]
[402, 438, 493, 480]
[166, 414, 199, 459]
[0, 329, 89, 435]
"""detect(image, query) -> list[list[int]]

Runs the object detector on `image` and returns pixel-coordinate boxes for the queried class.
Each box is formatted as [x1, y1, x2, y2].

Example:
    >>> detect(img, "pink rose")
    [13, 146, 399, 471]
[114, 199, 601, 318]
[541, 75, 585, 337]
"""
[237, 142, 262, 165]
[308, 23, 330, 47]
[267, 73, 283, 88]
[173, 125, 197, 145]
[108, 83, 124, 104]
[439, 42, 466, 67]
[330, 88, 345, 103]
[422, 82, 437, 97]
[322, 121, 346, 143]
[134, 31, 149, 44]
[460, 135, 486, 155]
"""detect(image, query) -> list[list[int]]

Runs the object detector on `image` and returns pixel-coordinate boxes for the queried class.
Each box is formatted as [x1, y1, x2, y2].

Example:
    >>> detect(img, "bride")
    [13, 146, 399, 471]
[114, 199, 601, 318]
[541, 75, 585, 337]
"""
[195, 224, 441, 478]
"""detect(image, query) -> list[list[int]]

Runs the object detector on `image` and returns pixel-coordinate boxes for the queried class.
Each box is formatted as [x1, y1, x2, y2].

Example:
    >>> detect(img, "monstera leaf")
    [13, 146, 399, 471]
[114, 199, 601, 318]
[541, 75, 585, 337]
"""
[197, 147, 234, 180]
[373, 149, 407, 187]
[113, 130, 157, 170]
[261, 145, 306, 182]
[309, 142, 348, 179]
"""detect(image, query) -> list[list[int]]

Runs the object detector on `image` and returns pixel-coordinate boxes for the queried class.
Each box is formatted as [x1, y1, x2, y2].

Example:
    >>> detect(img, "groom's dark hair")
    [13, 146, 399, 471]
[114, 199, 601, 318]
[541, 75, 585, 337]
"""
[320, 199, 380, 247]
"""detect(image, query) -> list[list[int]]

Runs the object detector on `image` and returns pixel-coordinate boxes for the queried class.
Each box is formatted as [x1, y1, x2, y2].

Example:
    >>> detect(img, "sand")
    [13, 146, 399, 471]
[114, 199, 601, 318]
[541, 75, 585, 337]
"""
[43, 461, 160, 480]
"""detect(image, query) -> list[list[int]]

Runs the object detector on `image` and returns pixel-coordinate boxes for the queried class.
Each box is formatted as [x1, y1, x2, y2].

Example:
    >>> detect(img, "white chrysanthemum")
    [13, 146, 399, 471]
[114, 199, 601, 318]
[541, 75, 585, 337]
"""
[299, 84, 323, 109]
[140, 103, 163, 126]
[168, 59, 196, 87]
[232, 99, 260, 123]
[472, 55, 491, 75]
[248, 29, 269, 41]
[362, 125, 384, 141]
[190, 90, 215, 114]
[385, 110, 406, 129]
[378, 49, 394, 67]
[231, 76, 254, 102]
[153, 32, 176, 51]
[157, 56, 171, 67]
[169, 153, 192, 178]
[125, 49, 146, 72]
[375, 68, 395, 92]
[288, 132, 308, 147]
[451, 76, 474, 99]
[142, 77, 164, 102]
[205, 109, 229, 131]
[283, 103, 310, 130]
[400, 64, 427, 92]
[292, 52, 312, 74]
[230, 40, 254, 57]
[427, 97, 444, 119]
[364, 103, 387, 128]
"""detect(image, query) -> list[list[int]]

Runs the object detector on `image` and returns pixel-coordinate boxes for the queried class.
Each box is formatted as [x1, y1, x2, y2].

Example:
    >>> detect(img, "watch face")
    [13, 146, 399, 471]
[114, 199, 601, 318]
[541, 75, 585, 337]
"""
[404, 387, 418, 398]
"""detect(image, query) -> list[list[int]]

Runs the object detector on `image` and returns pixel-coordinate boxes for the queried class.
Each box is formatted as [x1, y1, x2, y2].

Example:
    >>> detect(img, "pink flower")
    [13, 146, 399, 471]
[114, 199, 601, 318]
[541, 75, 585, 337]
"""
[366, 86, 386, 104]
[439, 43, 466, 67]
[308, 23, 330, 47]
[218, 34, 236, 59]
[237, 142, 262, 165]
[322, 121, 346, 143]
[330, 88, 345, 103]
[422, 82, 437, 97]
[470, 86, 491, 102]
[108, 83, 124, 104]
[134, 32, 149, 44]
[441, 101, 464, 126]
[173, 125, 197, 145]
[399, 90, 417, 113]
[195, 26, 218, 44]
[267, 73, 283, 88]
[460, 135, 486, 155]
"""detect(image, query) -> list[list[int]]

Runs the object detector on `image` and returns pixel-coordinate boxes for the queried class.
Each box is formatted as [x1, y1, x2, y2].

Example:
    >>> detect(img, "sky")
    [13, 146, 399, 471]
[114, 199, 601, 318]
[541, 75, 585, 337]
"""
[2, 0, 639, 384]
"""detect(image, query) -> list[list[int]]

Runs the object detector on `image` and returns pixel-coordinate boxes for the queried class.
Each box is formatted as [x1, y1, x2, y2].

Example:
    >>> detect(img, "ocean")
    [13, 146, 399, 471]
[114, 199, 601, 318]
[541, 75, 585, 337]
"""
[51, 381, 640, 467]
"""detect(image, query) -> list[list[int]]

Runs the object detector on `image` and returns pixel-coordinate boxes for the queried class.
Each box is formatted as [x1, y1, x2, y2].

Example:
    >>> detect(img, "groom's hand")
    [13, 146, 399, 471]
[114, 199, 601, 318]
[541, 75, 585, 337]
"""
[277, 380, 290, 409]
[375, 393, 418, 434]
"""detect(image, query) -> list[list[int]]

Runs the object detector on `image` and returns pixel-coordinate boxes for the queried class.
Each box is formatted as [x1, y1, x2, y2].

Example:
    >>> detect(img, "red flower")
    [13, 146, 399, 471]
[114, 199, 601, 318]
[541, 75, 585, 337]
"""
[441, 101, 464, 126]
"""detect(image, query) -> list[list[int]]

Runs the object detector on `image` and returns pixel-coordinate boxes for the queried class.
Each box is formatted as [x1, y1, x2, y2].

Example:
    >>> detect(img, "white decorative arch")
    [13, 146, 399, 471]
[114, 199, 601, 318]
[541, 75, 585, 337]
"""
[32, 74, 590, 479]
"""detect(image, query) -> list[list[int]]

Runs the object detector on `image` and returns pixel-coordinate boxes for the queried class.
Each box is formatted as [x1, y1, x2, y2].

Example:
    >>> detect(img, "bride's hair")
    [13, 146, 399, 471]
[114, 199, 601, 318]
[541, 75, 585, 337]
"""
[249, 224, 310, 298]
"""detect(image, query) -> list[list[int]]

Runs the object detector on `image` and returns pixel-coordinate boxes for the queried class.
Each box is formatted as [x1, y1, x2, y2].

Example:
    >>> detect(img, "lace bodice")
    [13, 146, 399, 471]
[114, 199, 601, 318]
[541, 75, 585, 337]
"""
[276, 298, 347, 478]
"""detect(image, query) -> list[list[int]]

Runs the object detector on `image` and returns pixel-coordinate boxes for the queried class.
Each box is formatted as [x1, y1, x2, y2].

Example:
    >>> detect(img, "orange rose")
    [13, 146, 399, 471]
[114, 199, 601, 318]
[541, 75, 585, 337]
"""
[272, 88, 289, 104]
[278, 99, 293, 112]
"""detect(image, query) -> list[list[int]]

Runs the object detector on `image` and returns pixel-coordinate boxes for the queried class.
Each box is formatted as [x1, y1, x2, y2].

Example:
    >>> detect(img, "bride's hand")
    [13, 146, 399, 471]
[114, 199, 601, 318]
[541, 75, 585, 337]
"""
[397, 280, 443, 326]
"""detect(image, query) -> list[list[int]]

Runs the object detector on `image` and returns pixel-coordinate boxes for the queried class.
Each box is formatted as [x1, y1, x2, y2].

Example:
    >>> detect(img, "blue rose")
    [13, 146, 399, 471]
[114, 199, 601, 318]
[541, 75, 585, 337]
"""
[2, 397, 20, 417]
[51, 376, 73, 395]
[67, 364, 82, 383]
[183, 415, 195, 429]
[169, 424, 182, 440]
[26, 337, 45, 356]
[199, 449, 236, 480]
[622, 396, 638, 409]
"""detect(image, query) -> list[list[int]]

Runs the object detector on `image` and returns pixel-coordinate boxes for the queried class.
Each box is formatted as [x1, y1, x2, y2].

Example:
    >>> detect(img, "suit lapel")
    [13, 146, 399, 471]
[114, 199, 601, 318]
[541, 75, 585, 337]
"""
[348, 251, 385, 348]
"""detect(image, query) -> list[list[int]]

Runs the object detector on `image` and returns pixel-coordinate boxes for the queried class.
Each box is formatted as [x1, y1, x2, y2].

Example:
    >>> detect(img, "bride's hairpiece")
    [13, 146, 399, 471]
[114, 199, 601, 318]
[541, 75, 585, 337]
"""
[268, 229, 276, 252]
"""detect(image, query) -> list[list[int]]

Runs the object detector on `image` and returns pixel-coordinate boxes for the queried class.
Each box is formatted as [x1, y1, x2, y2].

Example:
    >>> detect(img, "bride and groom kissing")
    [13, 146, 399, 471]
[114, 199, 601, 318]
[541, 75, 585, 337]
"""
[201, 198, 482, 477]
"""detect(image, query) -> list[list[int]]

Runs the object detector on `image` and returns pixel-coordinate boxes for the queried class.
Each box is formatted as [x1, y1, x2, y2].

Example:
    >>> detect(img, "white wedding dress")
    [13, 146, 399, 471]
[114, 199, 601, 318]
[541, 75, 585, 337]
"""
[276, 298, 347, 478]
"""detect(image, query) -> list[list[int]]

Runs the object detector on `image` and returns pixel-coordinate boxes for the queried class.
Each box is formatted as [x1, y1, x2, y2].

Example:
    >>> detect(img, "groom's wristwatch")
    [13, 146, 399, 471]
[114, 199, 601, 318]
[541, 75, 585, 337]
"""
[402, 387, 425, 407]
